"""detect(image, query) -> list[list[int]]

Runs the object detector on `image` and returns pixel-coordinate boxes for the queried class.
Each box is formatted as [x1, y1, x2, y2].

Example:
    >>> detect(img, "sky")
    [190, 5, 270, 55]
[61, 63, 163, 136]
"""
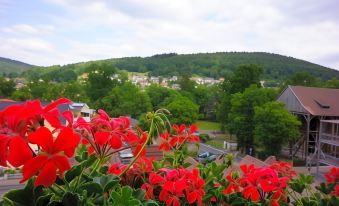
[0, 0, 339, 70]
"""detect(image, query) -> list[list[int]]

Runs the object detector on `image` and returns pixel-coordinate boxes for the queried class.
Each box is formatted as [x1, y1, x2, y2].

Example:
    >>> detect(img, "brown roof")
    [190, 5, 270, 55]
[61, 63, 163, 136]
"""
[290, 85, 339, 116]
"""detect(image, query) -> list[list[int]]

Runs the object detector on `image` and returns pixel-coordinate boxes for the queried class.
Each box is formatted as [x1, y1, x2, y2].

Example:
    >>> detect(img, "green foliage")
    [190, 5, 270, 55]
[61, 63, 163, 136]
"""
[100, 82, 152, 118]
[0, 57, 33, 74]
[254, 102, 301, 156]
[1, 179, 47, 206]
[166, 96, 199, 125]
[11, 87, 33, 101]
[146, 84, 173, 110]
[91, 52, 339, 80]
[227, 64, 263, 94]
[228, 85, 277, 152]
[196, 121, 221, 131]
[0, 77, 15, 98]
[324, 78, 339, 89]
[85, 63, 119, 103]
[199, 134, 210, 143]
[217, 64, 263, 131]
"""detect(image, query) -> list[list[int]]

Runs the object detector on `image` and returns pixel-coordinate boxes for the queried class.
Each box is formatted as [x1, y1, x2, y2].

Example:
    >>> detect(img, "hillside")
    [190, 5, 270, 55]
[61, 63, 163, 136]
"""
[68, 52, 338, 81]
[0, 57, 35, 74]
[4, 52, 339, 81]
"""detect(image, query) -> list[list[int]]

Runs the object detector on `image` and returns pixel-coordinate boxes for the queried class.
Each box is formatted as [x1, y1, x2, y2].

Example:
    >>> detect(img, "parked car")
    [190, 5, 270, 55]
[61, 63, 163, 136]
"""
[196, 152, 217, 164]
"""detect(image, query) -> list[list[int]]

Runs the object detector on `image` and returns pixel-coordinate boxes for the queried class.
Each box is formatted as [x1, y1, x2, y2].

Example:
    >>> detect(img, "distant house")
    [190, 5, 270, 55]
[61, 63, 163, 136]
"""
[277, 85, 339, 168]
[69, 102, 95, 122]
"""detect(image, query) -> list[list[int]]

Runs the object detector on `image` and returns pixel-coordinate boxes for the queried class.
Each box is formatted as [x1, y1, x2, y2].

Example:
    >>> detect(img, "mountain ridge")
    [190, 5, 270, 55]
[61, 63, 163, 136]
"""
[1, 52, 339, 81]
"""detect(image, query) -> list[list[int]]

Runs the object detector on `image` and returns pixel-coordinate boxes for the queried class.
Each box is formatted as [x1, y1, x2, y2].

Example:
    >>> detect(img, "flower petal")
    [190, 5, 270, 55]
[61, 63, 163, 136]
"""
[7, 136, 32, 167]
[0, 135, 10, 166]
[34, 160, 57, 187]
[20, 155, 48, 183]
[94, 131, 111, 145]
[110, 134, 122, 149]
[53, 155, 71, 178]
[43, 98, 71, 113]
[53, 127, 79, 156]
[28, 127, 53, 152]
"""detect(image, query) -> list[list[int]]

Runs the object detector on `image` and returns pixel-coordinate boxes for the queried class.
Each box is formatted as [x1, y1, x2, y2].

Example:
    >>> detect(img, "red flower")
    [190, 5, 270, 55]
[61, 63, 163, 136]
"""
[0, 98, 71, 167]
[20, 127, 80, 187]
[142, 168, 204, 206]
[108, 162, 127, 176]
[76, 111, 139, 157]
[158, 132, 171, 151]
[223, 172, 240, 195]
[324, 167, 339, 184]
[158, 124, 200, 152]
[234, 163, 290, 203]
[270, 161, 296, 179]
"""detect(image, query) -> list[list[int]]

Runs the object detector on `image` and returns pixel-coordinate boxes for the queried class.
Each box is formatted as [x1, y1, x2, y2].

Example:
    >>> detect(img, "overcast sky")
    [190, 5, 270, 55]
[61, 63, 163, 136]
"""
[0, 0, 339, 70]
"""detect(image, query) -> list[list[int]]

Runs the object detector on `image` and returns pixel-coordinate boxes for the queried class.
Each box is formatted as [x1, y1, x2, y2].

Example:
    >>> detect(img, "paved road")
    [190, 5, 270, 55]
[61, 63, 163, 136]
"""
[0, 179, 23, 198]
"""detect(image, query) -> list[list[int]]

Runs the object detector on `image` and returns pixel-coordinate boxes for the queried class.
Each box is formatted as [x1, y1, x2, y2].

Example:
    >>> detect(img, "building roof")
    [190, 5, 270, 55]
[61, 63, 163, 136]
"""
[287, 85, 339, 116]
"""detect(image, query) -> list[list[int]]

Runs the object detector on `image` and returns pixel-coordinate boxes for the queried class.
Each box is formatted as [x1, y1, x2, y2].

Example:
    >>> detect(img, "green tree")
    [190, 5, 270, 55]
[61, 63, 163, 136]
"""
[217, 64, 263, 131]
[177, 74, 196, 93]
[228, 85, 277, 153]
[228, 64, 262, 94]
[11, 87, 33, 101]
[254, 102, 301, 156]
[63, 82, 89, 103]
[146, 84, 172, 109]
[42, 83, 63, 101]
[27, 82, 48, 99]
[282, 72, 320, 88]
[0, 77, 15, 98]
[324, 78, 339, 89]
[85, 63, 118, 103]
[101, 82, 152, 118]
[166, 96, 199, 125]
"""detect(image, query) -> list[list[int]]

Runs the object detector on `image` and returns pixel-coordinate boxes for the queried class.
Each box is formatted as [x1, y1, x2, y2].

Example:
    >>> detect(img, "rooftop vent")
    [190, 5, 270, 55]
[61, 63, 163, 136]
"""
[314, 99, 330, 109]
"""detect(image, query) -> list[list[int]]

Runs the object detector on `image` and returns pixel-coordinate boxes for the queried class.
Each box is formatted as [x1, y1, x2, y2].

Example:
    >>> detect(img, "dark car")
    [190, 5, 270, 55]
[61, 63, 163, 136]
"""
[196, 152, 217, 164]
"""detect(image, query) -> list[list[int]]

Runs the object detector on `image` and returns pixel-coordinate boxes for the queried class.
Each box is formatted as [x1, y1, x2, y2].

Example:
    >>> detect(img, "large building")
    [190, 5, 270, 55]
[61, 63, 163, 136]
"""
[277, 85, 339, 168]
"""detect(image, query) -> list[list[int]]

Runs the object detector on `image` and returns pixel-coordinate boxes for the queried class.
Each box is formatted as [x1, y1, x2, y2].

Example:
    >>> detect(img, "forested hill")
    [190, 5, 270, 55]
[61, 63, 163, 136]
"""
[101, 52, 338, 80]
[2, 52, 339, 81]
[0, 57, 35, 74]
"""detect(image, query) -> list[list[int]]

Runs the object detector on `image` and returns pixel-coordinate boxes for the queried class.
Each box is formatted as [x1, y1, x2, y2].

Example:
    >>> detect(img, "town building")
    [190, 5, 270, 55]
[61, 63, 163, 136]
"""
[277, 85, 339, 168]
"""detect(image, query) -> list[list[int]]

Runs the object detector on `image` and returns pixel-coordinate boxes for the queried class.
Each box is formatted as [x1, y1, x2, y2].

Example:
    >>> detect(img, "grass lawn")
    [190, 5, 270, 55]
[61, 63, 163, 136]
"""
[196, 121, 221, 131]
[205, 140, 224, 149]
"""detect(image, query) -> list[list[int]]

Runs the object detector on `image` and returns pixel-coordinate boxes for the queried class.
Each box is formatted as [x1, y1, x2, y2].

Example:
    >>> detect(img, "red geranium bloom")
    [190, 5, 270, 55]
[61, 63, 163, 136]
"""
[158, 132, 171, 151]
[20, 127, 80, 187]
[158, 124, 200, 152]
[223, 172, 240, 195]
[108, 162, 127, 176]
[75, 110, 139, 157]
[0, 98, 71, 167]
[324, 167, 339, 184]
[142, 168, 205, 206]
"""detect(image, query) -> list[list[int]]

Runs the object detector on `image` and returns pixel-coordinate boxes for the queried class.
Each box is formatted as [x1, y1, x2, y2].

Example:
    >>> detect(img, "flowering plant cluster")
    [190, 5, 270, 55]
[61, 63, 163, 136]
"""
[0, 98, 338, 206]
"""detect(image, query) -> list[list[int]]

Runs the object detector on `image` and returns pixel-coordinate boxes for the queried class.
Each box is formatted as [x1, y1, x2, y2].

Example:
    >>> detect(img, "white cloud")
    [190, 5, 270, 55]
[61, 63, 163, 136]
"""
[0, 0, 338, 70]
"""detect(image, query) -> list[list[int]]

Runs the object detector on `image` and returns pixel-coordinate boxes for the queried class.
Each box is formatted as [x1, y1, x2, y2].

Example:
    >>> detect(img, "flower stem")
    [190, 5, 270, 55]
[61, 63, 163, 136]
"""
[119, 119, 154, 177]
[89, 158, 102, 177]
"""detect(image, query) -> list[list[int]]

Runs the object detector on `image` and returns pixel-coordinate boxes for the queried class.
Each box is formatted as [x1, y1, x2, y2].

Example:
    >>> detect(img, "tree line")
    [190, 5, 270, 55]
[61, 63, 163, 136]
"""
[1, 63, 339, 158]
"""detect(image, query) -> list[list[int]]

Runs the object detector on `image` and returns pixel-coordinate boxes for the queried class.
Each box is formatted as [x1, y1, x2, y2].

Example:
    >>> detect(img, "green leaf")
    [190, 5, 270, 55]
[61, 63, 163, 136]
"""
[62, 192, 82, 206]
[132, 189, 146, 201]
[93, 174, 120, 192]
[36, 194, 54, 206]
[121, 186, 132, 200]
[65, 165, 82, 183]
[82, 154, 97, 168]
[2, 179, 46, 206]
[78, 182, 103, 197]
